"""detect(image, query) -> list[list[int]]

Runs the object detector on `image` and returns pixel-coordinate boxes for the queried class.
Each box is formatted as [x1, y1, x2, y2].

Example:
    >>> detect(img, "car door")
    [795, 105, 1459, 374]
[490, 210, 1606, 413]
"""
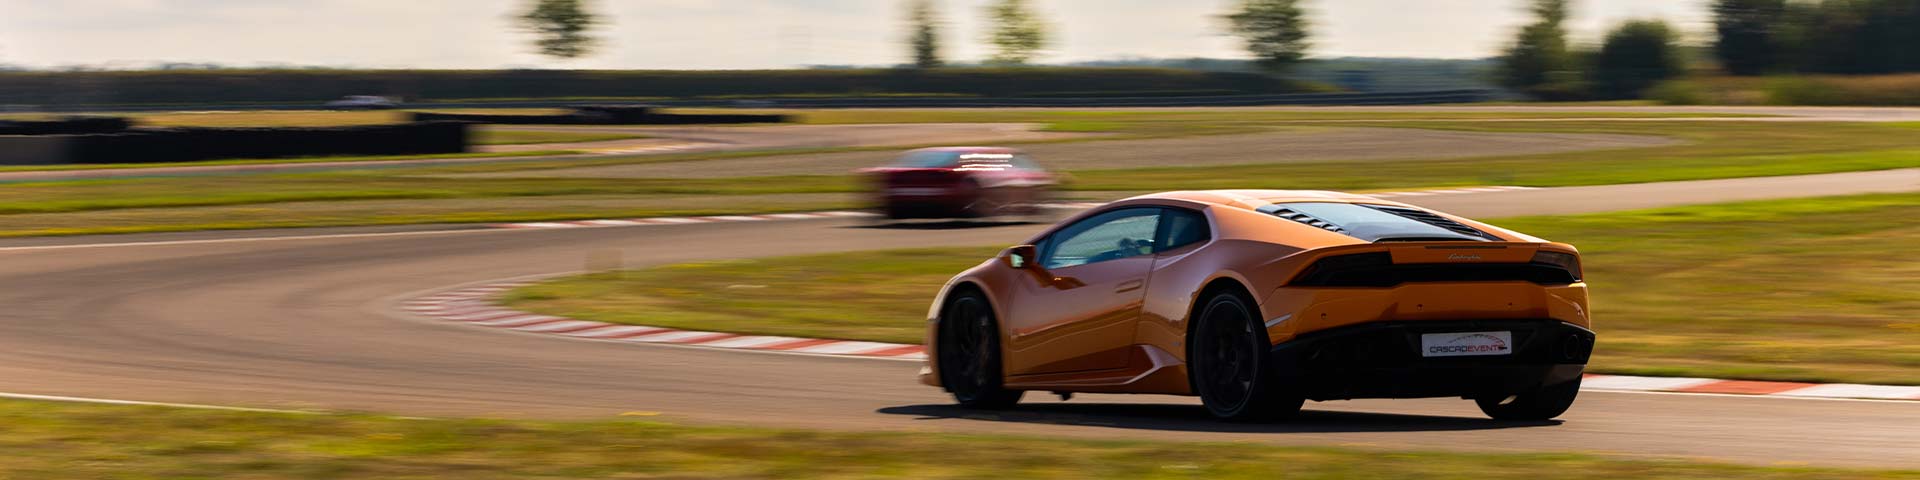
[1002, 207, 1163, 376]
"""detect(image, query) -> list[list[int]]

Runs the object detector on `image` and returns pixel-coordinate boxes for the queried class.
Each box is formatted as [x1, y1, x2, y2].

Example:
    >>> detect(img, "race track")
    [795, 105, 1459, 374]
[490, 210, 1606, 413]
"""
[1, 169, 1915, 468]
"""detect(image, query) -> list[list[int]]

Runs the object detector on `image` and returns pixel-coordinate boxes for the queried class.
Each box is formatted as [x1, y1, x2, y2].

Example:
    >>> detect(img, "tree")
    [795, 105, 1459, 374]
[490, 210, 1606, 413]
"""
[1225, 0, 1312, 73]
[1712, 0, 1788, 75]
[906, 0, 944, 68]
[1498, 0, 1576, 96]
[983, 0, 1049, 66]
[1591, 20, 1684, 99]
[519, 0, 600, 60]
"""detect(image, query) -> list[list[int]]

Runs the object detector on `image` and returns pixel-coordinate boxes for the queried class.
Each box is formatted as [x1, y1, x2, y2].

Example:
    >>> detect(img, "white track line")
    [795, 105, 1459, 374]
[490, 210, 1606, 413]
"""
[1581, 376, 1722, 391]
[788, 341, 902, 355]
[1774, 384, 1920, 399]
[698, 336, 811, 349]
[0, 227, 525, 253]
[512, 320, 608, 333]
[564, 325, 669, 338]
[0, 392, 316, 414]
[623, 331, 728, 343]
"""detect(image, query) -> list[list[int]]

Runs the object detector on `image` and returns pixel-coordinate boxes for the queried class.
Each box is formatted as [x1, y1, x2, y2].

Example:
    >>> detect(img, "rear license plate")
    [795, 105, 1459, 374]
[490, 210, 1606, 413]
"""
[1421, 331, 1513, 357]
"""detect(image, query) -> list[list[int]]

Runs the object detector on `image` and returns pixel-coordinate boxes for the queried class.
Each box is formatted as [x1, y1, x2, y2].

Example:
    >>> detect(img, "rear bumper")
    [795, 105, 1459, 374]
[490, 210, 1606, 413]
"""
[881, 195, 979, 219]
[1268, 319, 1592, 401]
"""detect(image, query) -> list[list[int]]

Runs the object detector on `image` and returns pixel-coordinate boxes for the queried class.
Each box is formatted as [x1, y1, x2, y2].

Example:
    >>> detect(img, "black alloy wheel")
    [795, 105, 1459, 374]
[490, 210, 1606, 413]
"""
[1190, 291, 1303, 421]
[938, 292, 1023, 408]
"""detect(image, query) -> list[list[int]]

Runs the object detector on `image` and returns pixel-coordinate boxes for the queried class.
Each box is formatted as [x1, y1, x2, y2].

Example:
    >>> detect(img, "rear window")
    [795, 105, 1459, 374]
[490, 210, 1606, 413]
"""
[894, 151, 959, 168]
[1009, 154, 1042, 171]
[1262, 202, 1491, 242]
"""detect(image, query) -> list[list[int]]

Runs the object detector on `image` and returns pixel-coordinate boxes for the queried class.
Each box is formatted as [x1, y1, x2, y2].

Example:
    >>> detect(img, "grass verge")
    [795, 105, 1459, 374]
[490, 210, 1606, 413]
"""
[507, 194, 1920, 385]
[0, 151, 577, 174]
[2, 398, 1910, 479]
[1059, 121, 1920, 191]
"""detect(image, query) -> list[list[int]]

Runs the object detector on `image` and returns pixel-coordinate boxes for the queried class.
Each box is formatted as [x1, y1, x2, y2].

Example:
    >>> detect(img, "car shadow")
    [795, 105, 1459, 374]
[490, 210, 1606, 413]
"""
[876, 403, 1558, 434]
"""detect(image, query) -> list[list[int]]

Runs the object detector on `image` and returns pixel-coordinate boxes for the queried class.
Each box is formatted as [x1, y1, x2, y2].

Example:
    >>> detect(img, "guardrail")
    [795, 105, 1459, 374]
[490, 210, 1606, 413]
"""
[18, 89, 1498, 113]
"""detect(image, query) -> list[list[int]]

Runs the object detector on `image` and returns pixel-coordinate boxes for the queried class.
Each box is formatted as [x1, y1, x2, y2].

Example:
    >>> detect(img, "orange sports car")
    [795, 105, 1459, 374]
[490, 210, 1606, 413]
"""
[920, 190, 1593, 421]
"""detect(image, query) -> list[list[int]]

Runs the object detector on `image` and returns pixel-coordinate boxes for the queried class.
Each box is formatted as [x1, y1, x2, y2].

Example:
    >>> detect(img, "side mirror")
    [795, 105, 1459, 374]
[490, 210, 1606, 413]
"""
[1003, 245, 1039, 270]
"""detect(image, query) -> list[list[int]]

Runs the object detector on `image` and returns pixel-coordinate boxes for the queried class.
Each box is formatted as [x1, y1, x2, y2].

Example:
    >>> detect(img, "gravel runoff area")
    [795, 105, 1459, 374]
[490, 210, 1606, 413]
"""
[459, 127, 1681, 179]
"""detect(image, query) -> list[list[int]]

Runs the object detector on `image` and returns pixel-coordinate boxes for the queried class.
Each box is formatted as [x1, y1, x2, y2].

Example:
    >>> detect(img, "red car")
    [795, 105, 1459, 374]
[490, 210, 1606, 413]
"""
[863, 147, 1058, 220]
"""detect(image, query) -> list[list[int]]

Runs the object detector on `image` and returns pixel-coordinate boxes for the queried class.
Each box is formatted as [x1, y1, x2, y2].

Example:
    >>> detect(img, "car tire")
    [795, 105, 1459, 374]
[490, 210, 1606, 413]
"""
[1476, 377, 1580, 421]
[937, 291, 1024, 409]
[1189, 291, 1303, 422]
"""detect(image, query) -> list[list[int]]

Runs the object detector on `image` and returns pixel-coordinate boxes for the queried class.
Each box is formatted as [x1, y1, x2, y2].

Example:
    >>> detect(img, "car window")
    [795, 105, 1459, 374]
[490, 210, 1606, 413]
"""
[1010, 154, 1042, 171]
[894, 151, 959, 168]
[1156, 208, 1211, 252]
[1042, 208, 1162, 269]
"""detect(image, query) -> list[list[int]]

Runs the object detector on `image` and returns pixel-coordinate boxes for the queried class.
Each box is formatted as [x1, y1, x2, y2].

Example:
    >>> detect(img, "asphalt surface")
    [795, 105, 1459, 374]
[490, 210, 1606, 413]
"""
[1, 169, 1915, 467]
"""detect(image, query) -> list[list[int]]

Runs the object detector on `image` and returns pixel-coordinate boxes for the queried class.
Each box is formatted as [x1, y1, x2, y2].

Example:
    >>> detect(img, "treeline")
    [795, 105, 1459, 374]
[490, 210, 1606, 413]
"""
[1501, 0, 1920, 102]
[1714, 0, 1920, 75]
[1498, 1, 1689, 100]
[0, 68, 1307, 107]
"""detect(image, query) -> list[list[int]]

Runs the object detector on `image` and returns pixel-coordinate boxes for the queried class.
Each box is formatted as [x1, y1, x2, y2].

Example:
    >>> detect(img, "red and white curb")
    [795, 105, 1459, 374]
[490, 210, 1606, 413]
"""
[494, 186, 1543, 230]
[1580, 375, 1920, 401]
[400, 281, 927, 361]
[403, 281, 1920, 402]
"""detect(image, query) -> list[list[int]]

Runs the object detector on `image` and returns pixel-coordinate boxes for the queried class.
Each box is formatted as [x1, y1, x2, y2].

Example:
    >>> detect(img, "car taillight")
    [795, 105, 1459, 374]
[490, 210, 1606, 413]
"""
[1292, 252, 1394, 287]
[1530, 251, 1583, 282]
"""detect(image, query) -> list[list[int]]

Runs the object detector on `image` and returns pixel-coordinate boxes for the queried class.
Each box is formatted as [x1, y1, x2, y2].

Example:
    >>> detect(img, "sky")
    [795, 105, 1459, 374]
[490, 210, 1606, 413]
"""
[0, 0, 1710, 69]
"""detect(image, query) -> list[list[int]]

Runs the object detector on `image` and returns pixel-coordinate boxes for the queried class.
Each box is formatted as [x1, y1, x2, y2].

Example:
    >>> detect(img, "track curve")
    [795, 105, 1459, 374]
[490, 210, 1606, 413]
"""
[0, 170, 1916, 467]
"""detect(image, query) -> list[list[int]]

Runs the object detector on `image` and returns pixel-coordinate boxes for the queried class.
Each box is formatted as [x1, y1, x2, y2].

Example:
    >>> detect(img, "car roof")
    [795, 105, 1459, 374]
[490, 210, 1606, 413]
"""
[1123, 190, 1396, 211]
[905, 147, 1024, 154]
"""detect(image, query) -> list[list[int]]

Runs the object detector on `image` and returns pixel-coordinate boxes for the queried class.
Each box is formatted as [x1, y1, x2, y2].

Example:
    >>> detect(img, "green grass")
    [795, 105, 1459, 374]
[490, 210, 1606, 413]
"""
[2, 398, 1910, 479]
[0, 173, 862, 216]
[1061, 121, 1920, 191]
[1660, 74, 1920, 106]
[0, 150, 578, 174]
[1041, 120, 1130, 132]
[472, 129, 647, 146]
[507, 194, 1920, 385]
[0, 193, 862, 238]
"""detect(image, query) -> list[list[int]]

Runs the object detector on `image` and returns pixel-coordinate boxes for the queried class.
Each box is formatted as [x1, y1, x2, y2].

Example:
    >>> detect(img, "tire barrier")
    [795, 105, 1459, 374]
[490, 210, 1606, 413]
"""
[0, 122, 470, 165]
[0, 116, 134, 135]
